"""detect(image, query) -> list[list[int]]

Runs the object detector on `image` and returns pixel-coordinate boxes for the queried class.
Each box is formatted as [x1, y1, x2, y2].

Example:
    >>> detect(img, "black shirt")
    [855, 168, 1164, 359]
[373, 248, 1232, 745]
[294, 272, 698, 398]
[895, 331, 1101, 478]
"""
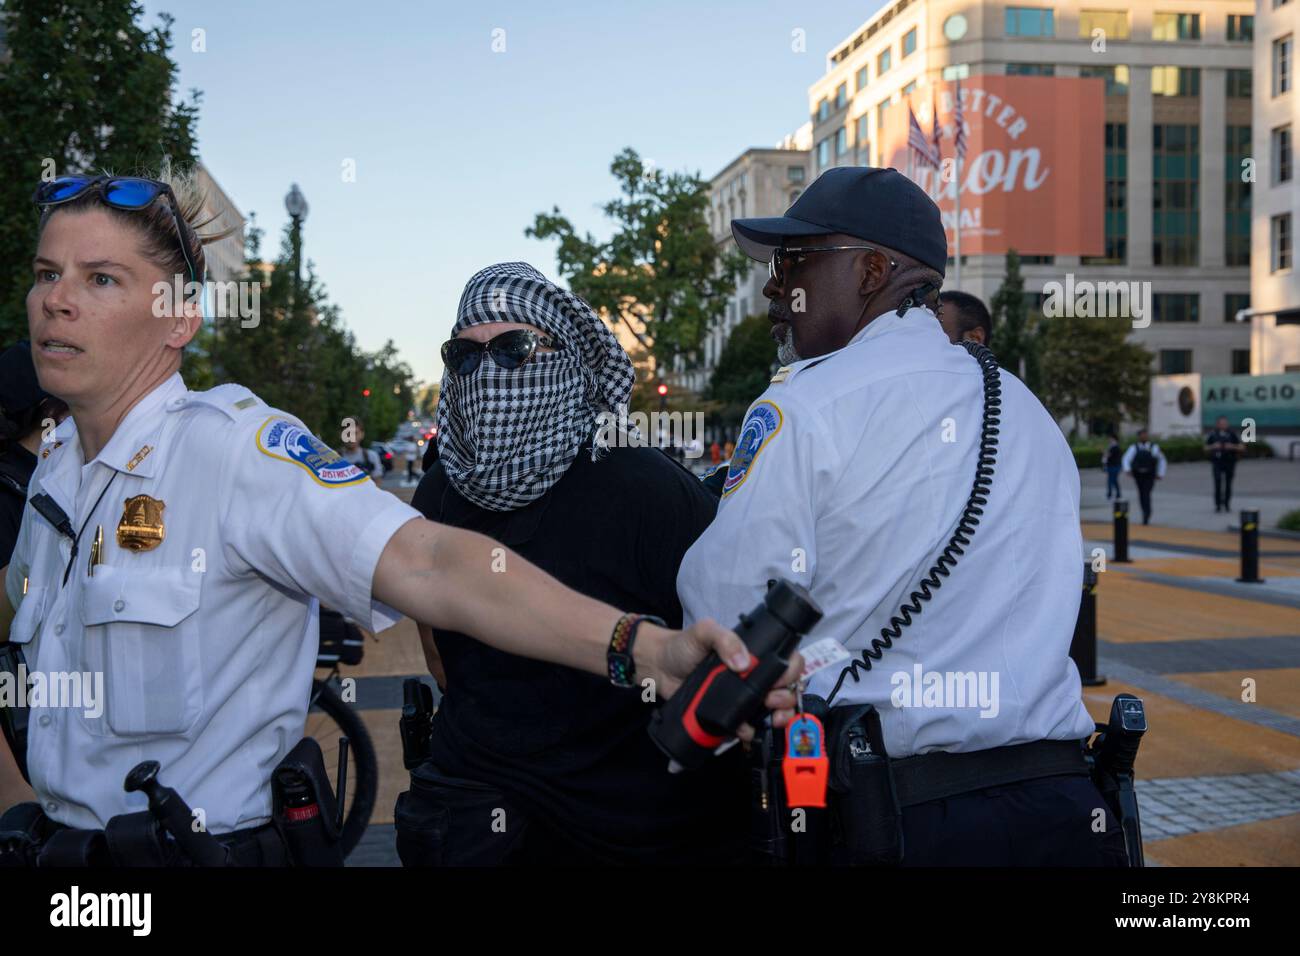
[1206, 429, 1240, 464]
[0, 444, 36, 567]
[410, 444, 749, 864]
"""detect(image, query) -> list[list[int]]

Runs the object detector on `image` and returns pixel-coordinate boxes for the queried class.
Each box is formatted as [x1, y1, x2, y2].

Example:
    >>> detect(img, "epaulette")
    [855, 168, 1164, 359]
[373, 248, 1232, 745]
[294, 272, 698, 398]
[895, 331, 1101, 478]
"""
[167, 383, 264, 421]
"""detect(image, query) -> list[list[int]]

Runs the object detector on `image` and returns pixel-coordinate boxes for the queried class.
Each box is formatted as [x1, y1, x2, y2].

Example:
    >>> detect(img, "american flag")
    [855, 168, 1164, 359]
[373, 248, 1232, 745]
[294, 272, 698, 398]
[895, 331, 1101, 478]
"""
[908, 105, 939, 169]
[931, 100, 942, 167]
[954, 79, 968, 159]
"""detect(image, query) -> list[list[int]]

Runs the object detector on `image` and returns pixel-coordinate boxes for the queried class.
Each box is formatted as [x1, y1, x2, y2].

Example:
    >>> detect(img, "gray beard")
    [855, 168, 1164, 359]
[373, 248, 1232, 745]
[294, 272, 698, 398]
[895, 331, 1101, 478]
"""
[775, 324, 801, 366]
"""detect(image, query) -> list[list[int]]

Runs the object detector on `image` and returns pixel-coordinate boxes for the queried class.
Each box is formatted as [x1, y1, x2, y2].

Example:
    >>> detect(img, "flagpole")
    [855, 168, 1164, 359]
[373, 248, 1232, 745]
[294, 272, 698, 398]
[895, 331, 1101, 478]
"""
[953, 79, 963, 289]
[955, 151, 962, 287]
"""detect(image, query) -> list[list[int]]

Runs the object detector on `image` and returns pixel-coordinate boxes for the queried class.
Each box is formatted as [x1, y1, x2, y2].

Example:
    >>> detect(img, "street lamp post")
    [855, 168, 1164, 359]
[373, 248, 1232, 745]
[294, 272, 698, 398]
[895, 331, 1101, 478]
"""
[284, 183, 309, 312]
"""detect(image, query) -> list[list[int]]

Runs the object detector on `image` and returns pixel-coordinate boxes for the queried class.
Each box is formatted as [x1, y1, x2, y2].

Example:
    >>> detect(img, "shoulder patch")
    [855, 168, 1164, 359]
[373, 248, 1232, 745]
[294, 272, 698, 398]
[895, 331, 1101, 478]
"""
[722, 400, 783, 498]
[255, 417, 369, 487]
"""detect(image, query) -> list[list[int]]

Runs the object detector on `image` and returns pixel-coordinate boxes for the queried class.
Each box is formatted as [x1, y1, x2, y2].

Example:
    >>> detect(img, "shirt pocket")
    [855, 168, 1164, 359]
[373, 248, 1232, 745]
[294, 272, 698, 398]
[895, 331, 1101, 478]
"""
[8, 585, 49, 647]
[78, 565, 204, 737]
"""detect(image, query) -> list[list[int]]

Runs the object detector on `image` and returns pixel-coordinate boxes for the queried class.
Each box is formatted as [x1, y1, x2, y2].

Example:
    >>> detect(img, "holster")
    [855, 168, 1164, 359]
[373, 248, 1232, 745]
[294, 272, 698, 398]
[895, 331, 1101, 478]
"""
[271, 737, 343, 867]
[825, 703, 904, 866]
[0, 642, 31, 783]
[0, 802, 48, 867]
[104, 810, 172, 866]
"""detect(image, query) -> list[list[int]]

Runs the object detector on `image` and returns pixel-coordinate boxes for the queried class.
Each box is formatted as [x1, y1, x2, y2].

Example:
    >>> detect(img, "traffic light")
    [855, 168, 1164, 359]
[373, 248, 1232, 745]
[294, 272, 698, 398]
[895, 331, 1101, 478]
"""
[362, 388, 371, 397]
[656, 383, 668, 397]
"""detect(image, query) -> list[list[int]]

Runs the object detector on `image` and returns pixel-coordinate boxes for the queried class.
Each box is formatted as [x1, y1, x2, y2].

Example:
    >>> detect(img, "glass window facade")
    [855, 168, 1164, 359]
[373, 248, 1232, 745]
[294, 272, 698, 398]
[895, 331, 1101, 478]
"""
[1225, 293, 1250, 323]
[1005, 7, 1054, 37]
[1152, 66, 1200, 97]
[1079, 11, 1129, 40]
[1152, 13, 1201, 41]
[1153, 294, 1200, 323]
[1159, 350, 1193, 374]
[1080, 65, 1130, 95]
[1273, 213, 1293, 271]
[1226, 126, 1251, 267]
[1153, 124, 1200, 266]
[1227, 69, 1253, 99]
[1084, 123, 1128, 265]
[1006, 63, 1055, 76]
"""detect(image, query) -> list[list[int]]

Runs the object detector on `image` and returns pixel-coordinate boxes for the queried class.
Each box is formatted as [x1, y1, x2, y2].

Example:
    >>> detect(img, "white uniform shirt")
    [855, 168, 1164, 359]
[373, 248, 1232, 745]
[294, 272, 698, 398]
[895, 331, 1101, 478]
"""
[677, 307, 1096, 758]
[4, 373, 420, 832]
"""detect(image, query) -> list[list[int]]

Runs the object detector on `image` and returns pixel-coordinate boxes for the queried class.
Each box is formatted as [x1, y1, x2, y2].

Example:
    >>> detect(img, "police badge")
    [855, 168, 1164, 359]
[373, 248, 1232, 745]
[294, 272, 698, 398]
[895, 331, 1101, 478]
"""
[117, 495, 166, 552]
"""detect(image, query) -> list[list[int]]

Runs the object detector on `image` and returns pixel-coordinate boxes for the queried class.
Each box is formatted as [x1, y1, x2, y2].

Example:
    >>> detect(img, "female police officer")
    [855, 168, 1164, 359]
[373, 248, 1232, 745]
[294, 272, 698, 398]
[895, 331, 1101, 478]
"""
[0, 167, 798, 864]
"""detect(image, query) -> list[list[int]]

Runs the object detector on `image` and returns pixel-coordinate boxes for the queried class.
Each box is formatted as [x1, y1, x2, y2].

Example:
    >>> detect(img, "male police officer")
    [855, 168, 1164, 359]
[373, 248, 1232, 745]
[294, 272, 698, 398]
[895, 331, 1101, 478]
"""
[677, 167, 1127, 866]
[0, 172, 795, 865]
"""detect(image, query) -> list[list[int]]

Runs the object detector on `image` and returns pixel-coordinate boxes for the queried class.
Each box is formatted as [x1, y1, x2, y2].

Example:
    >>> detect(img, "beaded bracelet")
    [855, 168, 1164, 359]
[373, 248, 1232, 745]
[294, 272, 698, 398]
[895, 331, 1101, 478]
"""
[607, 613, 664, 688]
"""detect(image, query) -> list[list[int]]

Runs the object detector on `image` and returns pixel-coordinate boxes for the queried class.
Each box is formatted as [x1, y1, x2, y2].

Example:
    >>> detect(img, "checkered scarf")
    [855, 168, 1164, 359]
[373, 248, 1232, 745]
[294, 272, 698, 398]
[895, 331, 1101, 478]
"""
[437, 262, 635, 511]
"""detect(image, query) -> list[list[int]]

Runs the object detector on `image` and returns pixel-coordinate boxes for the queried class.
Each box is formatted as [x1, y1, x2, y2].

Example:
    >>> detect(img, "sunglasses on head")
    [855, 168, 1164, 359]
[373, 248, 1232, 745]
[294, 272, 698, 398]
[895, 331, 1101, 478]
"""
[441, 329, 558, 376]
[33, 175, 201, 284]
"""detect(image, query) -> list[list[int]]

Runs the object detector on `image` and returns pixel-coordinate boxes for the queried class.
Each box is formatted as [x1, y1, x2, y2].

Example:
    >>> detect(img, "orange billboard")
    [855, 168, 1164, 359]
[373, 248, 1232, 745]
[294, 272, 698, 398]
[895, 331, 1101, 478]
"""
[881, 76, 1104, 257]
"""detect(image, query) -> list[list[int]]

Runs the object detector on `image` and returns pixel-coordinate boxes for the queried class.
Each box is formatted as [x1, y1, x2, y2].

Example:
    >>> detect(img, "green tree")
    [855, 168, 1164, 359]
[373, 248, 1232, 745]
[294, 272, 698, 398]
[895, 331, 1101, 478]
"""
[708, 314, 777, 427]
[989, 250, 1043, 394]
[0, 0, 200, 344]
[526, 148, 748, 367]
[1039, 314, 1152, 440]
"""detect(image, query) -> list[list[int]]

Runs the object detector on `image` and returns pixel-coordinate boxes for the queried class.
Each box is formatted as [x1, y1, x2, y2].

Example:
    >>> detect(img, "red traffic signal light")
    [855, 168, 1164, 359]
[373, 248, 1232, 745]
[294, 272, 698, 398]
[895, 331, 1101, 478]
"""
[362, 388, 371, 397]
[656, 383, 668, 397]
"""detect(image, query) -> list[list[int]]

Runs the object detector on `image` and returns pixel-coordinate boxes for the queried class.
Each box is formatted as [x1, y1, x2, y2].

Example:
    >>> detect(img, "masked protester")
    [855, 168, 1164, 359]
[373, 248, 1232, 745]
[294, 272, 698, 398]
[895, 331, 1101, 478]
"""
[396, 262, 748, 866]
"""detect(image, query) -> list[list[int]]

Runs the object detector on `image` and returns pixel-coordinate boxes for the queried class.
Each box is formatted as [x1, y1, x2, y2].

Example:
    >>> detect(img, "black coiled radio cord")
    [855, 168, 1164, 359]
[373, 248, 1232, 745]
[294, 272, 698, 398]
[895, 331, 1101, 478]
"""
[825, 340, 1003, 704]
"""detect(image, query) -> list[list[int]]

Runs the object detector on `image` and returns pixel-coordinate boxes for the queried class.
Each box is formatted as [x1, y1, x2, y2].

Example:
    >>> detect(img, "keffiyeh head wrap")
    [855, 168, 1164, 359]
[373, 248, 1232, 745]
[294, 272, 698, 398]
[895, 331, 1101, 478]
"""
[437, 262, 636, 511]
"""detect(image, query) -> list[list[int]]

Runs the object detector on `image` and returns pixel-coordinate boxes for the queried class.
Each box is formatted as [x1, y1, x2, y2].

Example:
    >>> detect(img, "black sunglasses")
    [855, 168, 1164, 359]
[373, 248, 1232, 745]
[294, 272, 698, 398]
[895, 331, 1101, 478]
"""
[34, 175, 202, 286]
[441, 329, 558, 376]
[768, 244, 898, 285]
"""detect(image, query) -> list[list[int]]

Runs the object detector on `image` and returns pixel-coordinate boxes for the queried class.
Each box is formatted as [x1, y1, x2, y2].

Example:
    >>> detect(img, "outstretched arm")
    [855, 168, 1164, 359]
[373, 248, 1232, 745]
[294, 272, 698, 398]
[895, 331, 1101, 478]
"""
[373, 518, 800, 711]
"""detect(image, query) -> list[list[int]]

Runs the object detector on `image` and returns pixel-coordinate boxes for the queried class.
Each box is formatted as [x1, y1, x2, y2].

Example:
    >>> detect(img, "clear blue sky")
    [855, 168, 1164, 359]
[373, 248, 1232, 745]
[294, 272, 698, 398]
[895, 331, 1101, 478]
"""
[144, 0, 882, 386]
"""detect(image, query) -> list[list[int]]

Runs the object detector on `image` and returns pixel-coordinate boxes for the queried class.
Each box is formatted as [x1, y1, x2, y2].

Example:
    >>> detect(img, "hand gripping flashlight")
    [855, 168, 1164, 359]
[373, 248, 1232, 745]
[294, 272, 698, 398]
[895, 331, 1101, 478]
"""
[649, 579, 822, 772]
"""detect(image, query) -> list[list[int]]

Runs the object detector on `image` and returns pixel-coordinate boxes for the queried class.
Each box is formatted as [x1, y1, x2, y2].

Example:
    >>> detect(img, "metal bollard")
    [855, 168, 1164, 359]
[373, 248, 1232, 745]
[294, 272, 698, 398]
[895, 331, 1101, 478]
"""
[1112, 499, 1131, 564]
[1070, 563, 1107, 686]
[1237, 509, 1265, 584]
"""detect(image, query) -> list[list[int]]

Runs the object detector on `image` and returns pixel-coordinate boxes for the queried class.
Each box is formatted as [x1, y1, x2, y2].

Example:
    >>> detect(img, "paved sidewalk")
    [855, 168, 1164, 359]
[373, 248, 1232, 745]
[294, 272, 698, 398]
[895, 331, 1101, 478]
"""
[1080, 458, 1300, 533]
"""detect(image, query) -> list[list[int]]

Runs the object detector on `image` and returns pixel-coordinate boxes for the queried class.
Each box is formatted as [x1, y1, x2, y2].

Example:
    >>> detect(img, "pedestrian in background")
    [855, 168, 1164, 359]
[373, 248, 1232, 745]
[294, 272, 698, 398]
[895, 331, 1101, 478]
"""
[1205, 416, 1245, 514]
[1103, 433, 1122, 500]
[936, 289, 993, 347]
[1122, 429, 1167, 525]
[403, 443, 418, 487]
[339, 415, 382, 482]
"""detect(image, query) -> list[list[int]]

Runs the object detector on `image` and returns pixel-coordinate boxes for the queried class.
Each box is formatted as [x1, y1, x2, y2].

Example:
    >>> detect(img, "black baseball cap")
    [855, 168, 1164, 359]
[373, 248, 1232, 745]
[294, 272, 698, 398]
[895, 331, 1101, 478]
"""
[731, 166, 948, 276]
[0, 341, 52, 416]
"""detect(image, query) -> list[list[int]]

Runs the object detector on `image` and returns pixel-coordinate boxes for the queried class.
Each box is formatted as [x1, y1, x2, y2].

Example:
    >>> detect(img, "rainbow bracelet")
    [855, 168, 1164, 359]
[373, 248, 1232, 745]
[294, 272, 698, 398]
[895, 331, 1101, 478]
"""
[607, 613, 664, 688]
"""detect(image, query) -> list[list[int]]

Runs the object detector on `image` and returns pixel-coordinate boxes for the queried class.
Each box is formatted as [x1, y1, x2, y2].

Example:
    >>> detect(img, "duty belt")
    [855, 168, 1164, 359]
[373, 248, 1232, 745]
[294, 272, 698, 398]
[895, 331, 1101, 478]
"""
[888, 739, 1090, 807]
